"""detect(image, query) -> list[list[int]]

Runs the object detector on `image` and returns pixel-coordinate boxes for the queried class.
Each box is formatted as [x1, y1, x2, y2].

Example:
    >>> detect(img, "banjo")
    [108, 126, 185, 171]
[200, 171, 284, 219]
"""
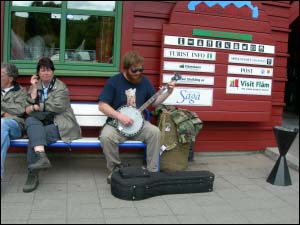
[109, 73, 182, 137]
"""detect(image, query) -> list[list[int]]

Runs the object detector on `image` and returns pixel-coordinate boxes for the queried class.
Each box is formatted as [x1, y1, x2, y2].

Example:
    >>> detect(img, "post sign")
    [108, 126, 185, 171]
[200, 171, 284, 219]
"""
[228, 65, 273, 77]
[163, 87, 214, 106]
[226, 77, 272, 95]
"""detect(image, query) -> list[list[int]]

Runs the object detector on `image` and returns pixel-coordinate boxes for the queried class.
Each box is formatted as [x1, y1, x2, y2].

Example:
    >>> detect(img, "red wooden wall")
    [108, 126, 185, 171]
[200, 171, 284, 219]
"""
[3, 1, 294, 152]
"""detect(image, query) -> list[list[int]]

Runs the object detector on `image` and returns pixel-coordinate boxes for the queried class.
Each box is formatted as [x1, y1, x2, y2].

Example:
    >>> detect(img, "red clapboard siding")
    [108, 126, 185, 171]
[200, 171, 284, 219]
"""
[133, 29, 162, 44]
[134, 17, 168, 30]
[170, 12, 271, 33]
[200, 130, 274, 141]
[9, 1, 292, 153]
[263, 5, 290, 18]
[133, 46, 161, 59]
[134, 1, 174, 15]
[196, 140, 276, 151]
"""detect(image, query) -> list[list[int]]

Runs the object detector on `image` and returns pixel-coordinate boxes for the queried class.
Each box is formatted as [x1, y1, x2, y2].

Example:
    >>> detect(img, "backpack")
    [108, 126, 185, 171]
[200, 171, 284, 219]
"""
[154, 105, 203, 172]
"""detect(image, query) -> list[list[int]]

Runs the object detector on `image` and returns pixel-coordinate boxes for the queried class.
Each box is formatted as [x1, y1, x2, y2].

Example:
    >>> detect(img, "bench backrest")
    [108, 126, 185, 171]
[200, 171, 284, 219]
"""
[71, 102, 151, 127]
[71, 103, 107, 127]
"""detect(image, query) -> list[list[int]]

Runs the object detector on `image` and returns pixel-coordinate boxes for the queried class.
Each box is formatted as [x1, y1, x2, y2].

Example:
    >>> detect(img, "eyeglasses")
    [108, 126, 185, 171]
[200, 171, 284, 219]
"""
[130, 68, 144, 73]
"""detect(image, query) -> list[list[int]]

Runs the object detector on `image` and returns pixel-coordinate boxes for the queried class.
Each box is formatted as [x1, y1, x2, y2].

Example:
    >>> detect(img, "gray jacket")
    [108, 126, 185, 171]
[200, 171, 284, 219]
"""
[1, 83, 27, 130]
[26, 78, 81, 142]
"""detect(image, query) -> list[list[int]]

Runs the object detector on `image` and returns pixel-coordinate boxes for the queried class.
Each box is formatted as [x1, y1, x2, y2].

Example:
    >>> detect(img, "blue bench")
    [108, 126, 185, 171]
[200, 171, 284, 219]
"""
[10, 102, 158, 169]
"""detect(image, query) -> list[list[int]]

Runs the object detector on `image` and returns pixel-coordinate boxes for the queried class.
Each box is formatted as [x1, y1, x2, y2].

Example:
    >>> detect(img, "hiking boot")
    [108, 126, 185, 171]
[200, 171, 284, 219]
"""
[107, 163, 130, 184]
[28, 152, 52, 171]
[23, 171, 39, 193]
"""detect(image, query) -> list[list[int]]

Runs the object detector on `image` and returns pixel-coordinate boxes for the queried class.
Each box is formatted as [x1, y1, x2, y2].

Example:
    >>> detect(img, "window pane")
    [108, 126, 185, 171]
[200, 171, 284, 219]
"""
[12, 1, 62, 8]
[65, 15, 115, 64]
[11, 12, 60, 60]
[67, 1, 115, 11]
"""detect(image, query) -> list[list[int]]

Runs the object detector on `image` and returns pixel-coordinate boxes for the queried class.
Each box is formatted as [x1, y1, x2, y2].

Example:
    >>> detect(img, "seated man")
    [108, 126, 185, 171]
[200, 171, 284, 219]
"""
[1, 63, 27, 180]
[98, 51, 175, 183]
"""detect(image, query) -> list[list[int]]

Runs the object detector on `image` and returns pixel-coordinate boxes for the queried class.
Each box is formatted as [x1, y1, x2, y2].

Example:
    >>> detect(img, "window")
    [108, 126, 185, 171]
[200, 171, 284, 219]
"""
[3, 1, 122, 76]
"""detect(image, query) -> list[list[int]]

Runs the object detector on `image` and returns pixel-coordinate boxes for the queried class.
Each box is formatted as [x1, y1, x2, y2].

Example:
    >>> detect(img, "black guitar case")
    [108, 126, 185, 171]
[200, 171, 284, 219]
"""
[111, 166, 214, 200]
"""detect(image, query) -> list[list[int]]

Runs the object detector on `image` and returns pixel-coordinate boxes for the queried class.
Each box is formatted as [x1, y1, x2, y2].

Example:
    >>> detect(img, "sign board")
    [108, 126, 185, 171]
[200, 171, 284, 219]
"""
[164, 35, 275, 54]
[228, 54, 274, 66]
[163, 87, 214, 106]
[226, 77, 272, 96]
[164, 48, 216, 61]
[163, 61, 215, 73]
[228, 65, 273, 77]
[163, 74, 214, 85]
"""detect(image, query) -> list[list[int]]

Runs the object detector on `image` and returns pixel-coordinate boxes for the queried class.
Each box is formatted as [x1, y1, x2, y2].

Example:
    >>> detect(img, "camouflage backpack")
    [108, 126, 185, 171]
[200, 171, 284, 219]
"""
[153, 105, 203, 172]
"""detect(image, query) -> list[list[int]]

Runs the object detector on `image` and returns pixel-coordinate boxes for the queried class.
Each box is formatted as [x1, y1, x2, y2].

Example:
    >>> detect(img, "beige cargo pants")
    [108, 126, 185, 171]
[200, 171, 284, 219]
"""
[99, 121, 161, 172]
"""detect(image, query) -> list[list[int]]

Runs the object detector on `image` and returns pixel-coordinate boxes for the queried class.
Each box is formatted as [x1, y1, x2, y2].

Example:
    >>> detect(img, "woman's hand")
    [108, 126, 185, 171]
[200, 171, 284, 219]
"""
[30, 74, 39, 88]
[25, 104, 40, 114]
[30, 74, 39, 100]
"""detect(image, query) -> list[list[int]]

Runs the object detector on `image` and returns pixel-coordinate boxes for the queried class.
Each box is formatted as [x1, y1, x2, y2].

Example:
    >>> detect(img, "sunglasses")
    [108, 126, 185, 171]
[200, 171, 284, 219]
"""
[130, 68, 144, 73]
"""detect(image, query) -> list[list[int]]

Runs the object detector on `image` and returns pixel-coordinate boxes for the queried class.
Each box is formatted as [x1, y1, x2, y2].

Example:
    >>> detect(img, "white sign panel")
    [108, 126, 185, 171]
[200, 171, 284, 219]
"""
[164, 48, 216, 61]
[164, 35, 275, 54]
[228, 65, 273, 77]
[163, 87, 213, 106]
[228, 54, 274, 66]
[226, 77, 272, 96]
[163, 74, 214, 85]
[163, 61, 215, 73]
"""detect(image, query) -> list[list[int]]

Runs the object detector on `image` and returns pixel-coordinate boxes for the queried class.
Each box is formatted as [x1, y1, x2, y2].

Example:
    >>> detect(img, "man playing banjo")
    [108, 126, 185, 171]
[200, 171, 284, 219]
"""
[98, 51, 176, 184]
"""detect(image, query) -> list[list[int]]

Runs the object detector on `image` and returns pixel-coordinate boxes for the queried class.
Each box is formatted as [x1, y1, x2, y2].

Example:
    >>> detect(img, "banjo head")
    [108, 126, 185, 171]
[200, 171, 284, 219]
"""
[117, 106, 144, 137]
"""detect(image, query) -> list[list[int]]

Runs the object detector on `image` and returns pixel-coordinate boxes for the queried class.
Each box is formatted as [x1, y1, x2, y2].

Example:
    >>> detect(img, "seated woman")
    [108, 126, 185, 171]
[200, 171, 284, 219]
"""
[23, 57, 81, 193]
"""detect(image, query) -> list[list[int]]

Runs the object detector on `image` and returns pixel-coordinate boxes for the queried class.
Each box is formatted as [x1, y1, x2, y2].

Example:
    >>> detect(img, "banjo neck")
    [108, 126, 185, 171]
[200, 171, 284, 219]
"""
[138, 73, 181, 113]
[138, 86, 168, 112]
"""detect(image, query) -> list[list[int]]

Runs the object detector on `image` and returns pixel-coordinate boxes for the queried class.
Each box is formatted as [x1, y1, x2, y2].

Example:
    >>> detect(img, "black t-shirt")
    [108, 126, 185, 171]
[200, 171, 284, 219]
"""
[98, 73, 155, 110]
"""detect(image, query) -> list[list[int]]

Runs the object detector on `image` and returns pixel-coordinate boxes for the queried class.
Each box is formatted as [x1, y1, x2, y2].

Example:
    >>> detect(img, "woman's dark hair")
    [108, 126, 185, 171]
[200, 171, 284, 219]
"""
[36, 57, 55, 74]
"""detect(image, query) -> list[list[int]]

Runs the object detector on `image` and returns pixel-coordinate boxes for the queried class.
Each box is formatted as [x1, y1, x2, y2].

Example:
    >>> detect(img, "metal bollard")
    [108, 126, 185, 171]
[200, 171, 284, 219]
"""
[267, 126, 299, 186]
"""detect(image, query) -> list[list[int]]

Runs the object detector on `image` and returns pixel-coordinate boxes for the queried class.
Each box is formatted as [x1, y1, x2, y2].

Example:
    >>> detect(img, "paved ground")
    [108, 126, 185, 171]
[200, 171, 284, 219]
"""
[1, 151, 299, 224]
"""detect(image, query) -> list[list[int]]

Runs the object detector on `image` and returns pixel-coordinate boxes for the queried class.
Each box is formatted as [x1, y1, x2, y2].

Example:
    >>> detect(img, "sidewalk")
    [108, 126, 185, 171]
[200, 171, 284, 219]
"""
[1, 151, 299, 224]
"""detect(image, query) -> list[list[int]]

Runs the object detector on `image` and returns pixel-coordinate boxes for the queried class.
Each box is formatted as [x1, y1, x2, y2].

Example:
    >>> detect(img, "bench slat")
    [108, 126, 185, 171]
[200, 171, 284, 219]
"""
[71, 103, 104, 116]
[75, 116, 107, 127]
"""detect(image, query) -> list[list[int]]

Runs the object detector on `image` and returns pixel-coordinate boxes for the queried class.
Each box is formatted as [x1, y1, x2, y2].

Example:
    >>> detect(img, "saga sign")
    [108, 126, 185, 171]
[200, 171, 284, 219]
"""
[163, 87, 213, 106]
